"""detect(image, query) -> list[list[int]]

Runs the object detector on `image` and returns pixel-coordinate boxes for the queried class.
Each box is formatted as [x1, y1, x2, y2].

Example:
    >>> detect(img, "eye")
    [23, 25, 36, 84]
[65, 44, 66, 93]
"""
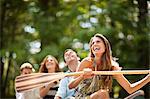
[47, 59, 53, 62]
[91, 41, 95, 45]
[96, 40, 101, 43]
[92, 40, 101, 45]
[50, 59, 54, 62]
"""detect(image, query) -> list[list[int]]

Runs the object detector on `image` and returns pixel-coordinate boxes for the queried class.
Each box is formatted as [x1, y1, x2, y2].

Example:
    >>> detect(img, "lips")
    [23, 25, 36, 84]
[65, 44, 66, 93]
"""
[46, 63, 53, 68]
[47, 64, 52, 66]
[93, 47, 101, 51]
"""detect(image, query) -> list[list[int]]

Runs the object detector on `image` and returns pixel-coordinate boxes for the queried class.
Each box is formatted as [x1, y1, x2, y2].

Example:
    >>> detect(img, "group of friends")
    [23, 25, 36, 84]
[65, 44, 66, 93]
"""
[15, 33, 150, 99]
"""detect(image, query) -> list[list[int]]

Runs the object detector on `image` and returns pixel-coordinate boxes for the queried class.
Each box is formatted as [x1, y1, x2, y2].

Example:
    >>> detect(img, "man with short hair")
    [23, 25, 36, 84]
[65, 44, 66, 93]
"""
[55, 49, 80, 99]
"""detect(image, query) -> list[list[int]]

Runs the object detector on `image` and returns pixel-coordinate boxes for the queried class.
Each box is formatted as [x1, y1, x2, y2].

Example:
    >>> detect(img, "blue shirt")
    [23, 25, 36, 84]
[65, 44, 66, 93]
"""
[55, 73, 75, 99]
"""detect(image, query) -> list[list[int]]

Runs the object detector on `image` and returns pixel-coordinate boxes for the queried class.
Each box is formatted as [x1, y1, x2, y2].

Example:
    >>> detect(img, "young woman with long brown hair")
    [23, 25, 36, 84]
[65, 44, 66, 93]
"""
[69, 33, 150, 99]
[39, 55, 60, 99]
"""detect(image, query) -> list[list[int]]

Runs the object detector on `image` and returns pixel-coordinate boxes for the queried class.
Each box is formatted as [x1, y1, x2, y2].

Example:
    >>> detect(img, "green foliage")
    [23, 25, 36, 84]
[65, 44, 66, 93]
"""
[1, 0, 149, 98]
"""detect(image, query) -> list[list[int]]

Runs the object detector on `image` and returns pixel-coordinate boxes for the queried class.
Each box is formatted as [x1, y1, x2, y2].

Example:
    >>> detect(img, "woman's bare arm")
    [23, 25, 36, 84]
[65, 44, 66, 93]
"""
[68, 58, 93, 89]
[40, 82, 56, 97]
[68, 74, 84, 89]
[113, 66, 150, 94]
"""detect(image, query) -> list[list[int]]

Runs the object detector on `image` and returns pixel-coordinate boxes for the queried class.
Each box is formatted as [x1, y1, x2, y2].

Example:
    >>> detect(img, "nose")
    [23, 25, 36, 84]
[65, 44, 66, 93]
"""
[67, 52, 70, 55]
[92, 41, 96, 45]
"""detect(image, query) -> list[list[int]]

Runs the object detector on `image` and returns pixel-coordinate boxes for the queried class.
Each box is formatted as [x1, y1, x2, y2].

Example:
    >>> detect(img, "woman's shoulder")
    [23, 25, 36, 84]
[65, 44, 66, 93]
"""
[111, 60, 122, 70]
[80, 57, 94, 66]
[111, 60, 119, 66]
[77, 57, 93, 71]
[82, 57, 93, 62]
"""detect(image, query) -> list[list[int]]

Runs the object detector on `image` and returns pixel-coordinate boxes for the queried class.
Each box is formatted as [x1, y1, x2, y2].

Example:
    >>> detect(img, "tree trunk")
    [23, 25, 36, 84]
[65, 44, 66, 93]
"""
[137, 0, 149, 98]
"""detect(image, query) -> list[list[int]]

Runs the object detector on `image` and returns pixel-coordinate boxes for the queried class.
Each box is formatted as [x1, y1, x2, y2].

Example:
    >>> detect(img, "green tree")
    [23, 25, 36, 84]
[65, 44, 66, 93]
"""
[1, 0, 149, 98]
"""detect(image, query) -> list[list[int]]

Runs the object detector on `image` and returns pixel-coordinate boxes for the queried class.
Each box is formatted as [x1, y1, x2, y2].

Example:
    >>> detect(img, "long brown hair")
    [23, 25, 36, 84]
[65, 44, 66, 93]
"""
[39, 55, 59, 73]
[89, 33, 113, 91]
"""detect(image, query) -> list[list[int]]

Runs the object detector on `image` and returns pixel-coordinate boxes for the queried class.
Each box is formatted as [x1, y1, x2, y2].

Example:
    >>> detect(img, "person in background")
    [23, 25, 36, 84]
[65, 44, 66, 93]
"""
[68, 33, 150, 99]
[55, 49, 80, 99]
[39, 55, 60, 99]
[15, 62, 41, 99]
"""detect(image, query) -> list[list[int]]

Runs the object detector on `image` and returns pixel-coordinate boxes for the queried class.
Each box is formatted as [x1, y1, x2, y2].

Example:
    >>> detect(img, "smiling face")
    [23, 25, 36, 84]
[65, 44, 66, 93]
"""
[45, 56, 57, 72]
[89, 34, 112, 62]
[39, 55, 59, 73]
[64, 49, 79, 72]
[91, 36, 106, 57]
[64, 50, 78, 64]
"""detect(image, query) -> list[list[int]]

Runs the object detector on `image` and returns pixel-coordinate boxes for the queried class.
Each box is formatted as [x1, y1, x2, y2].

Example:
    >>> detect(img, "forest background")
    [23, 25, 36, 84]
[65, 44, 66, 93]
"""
[0, 0, 149, 98]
